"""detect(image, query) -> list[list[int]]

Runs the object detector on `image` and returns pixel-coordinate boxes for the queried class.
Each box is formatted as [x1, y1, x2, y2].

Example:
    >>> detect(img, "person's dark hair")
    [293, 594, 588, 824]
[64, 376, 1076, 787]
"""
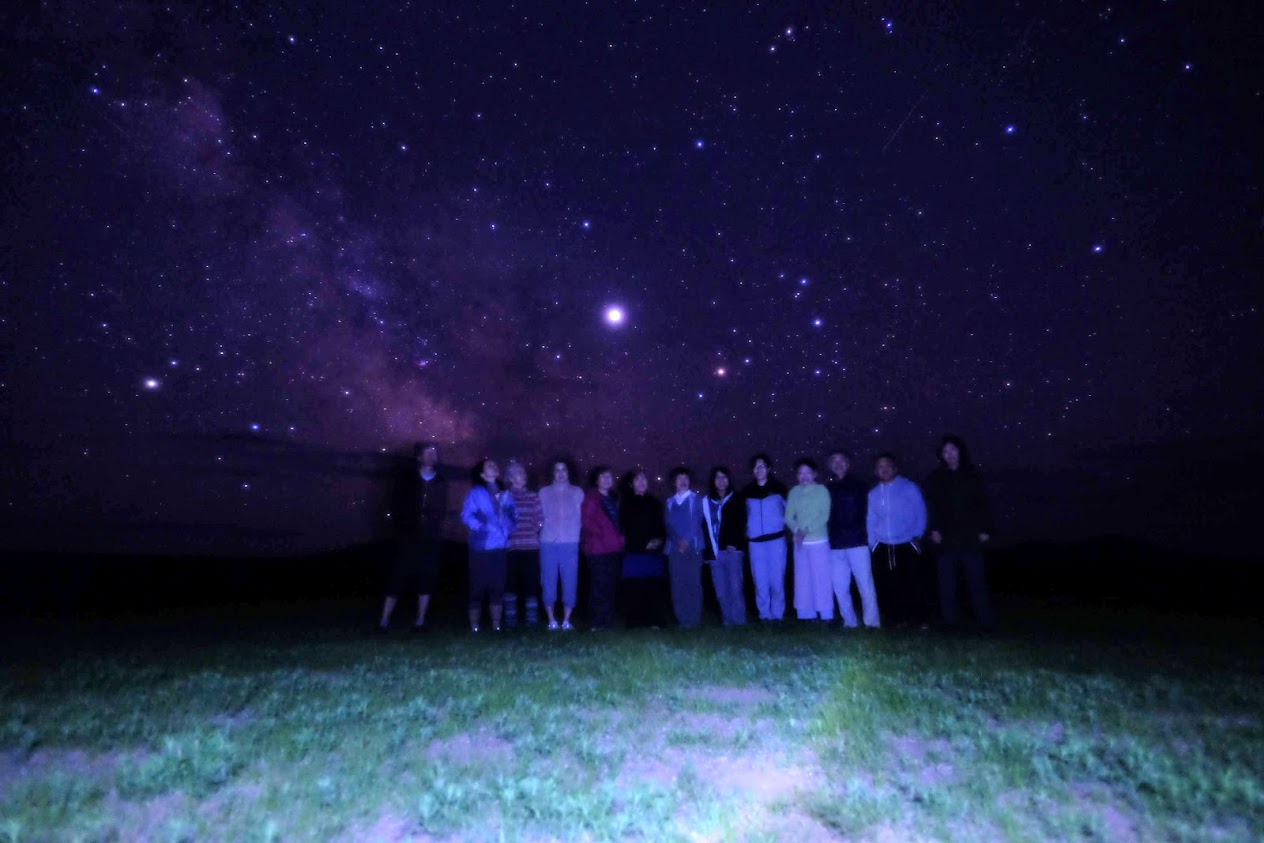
[669, 465, 693, 484]
[708, 466, 733, 498]
[505, 459, 532, 488]
[548, 456, 579, 484]
[793, 457, 818, 474]
[937, 435, 972, 466]
[826, 447, 853, 463]
[588, 464, 614, 488]
[414, 441, 438, 459]
[749, 452, 773, 471]
[874, 451, 900, 469]
[621, 468, 649, 495]
[471, 457, 502, 489]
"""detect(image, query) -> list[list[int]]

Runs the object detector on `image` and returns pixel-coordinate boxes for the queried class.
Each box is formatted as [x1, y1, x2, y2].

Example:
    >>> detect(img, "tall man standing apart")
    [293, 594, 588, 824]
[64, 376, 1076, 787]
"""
[925, 435, 996, 631]
[378, 442, 447, 633]
[826, 449, 880, 629]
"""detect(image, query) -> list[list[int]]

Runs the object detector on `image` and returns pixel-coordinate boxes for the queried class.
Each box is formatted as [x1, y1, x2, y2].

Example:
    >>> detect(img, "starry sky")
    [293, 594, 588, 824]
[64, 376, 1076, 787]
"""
[3, 1, 1261, 557]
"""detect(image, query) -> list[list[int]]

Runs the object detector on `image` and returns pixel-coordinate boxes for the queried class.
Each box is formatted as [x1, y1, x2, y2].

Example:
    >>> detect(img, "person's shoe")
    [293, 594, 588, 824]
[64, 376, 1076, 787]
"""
[412, 623, 428, 634]
[560, 620, 574, 631]
[471, 625, 481, 633]
[547, 620, 560, 630]
[493, 625, 502, 633]
[373, 624, 390, 635]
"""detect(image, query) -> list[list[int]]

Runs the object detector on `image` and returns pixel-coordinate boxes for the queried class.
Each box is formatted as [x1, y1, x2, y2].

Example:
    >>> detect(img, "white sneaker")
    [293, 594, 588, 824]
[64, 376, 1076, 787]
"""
[547, 621, 560, 631]
[561, 620, 574, 631]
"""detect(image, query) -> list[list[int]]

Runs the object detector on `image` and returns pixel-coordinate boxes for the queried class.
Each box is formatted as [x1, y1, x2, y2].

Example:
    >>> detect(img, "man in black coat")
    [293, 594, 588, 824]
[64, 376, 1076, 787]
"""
[924, 435, 995, 630]
[377, 442, 448, 632]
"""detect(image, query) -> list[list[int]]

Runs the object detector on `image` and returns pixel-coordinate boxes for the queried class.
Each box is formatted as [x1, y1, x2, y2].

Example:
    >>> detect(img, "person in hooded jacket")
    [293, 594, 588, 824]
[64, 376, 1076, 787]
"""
[703, 466, 747, 626]
[743, 454, 788, 622]
[924, 435, 996, 631]
[867, 452, 930, 627]
[581, 465, 625, 629]
[460, 458, 518, 632]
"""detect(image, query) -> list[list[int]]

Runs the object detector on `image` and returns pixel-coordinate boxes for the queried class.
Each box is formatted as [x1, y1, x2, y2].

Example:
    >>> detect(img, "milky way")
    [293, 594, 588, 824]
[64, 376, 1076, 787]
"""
[3, 2, 1260, 555]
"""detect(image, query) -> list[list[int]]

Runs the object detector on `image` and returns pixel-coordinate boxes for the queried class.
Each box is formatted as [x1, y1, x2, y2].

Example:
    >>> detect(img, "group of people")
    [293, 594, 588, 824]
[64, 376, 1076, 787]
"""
[377, 437, 996, 634]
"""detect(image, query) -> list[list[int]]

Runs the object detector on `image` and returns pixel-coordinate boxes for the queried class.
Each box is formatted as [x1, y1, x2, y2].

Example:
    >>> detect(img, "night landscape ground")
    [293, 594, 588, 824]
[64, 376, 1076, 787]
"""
[2, 595, 1261, 842]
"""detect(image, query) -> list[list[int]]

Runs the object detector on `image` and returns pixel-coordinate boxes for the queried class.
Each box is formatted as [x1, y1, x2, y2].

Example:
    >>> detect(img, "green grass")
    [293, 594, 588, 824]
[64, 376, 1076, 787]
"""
[1, 607, 1261, 841]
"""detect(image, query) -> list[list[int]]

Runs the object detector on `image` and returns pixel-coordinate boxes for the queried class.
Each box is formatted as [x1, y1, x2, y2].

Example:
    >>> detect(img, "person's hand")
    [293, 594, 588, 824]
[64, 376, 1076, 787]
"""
[930, 530, 942, 544]
[793, 529, 806, 545]
[676, 538, 689, 554]
[978, 532, 990, 544]
[647, 538, 663, 551]
[725, 545, 738, 552]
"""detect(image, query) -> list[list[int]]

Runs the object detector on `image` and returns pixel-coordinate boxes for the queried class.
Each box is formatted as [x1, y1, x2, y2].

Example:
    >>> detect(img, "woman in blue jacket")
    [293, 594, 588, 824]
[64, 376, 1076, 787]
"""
[460, 458, 517, 632]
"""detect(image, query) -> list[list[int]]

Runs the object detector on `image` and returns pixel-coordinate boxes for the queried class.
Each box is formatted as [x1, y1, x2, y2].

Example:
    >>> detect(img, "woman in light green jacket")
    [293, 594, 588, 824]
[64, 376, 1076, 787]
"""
[785, 458, 833, 621]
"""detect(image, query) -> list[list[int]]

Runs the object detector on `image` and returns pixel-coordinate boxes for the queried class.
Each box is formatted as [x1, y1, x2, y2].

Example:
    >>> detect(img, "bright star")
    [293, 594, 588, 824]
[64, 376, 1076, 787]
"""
[604, 305, 625, 326]
[1004, 124, 1016, 135]
[1092, 244, 1104, 253]
[694, 139, 705, 149]
[142, 378, 160, 390]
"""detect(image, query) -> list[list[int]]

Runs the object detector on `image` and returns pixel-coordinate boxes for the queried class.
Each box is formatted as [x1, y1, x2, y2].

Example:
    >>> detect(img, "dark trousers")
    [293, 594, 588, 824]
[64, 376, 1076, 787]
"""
[505, 549, 541, 600]
[622, 576, 669, 628]
[468, 548, 508, 610]
[586, 553, 621, 628]
[936, 549, 995, 630]
[386, 536, 440, 597]
[871, 542, 932, 625]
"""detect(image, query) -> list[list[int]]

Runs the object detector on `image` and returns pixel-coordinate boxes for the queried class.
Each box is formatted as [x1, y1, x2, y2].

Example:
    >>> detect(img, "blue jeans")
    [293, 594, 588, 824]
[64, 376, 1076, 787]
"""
[540, 542, 579, 609]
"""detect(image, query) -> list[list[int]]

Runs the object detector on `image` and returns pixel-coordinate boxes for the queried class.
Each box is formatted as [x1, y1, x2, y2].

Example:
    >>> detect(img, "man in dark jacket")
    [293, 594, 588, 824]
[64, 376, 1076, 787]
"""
[378, 442, 448, 632]
[924, 435, 995, 630]
[826, 449, 880, 628]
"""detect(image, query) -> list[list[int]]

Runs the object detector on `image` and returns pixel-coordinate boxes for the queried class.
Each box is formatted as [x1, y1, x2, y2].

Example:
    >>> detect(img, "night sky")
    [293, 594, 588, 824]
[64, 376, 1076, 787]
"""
[3, 2, 1261, 557]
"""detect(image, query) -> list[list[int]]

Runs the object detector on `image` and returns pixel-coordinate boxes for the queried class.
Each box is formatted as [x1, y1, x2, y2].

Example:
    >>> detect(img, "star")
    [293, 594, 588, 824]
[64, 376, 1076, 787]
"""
[603, 305, 626, 326]
[142, 377, 160, 390]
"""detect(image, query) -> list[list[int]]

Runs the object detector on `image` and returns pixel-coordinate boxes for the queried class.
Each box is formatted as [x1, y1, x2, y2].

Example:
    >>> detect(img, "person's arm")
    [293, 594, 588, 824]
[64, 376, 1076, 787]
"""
[910, 483, 928, 539]
[866, 489, 878, 550]
[460, 489, 484, 531]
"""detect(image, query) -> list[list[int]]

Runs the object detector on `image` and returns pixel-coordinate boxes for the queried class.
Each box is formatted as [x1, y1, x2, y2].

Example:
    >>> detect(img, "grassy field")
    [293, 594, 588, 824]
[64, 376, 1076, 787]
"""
[1, 604, 1261, 842]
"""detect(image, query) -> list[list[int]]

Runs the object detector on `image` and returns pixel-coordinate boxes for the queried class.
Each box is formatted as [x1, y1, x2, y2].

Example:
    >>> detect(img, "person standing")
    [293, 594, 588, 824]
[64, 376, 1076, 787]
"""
[826, 449, 880, 629]
[925, 436, 996, 631]
[664, 466, 706, 629]
[702, 467, 747, 626]
[867, 453, 930, 627]
[581, 466, 625, 630]
[504, 461, 543, 628]
[785, 458, 833, 622]
[742, 454, 788, 622]
[460, 458, 517, 633]
[538, 458, 584, 630]
[619, 469, 669, 628]
[378, 442, 447, 633]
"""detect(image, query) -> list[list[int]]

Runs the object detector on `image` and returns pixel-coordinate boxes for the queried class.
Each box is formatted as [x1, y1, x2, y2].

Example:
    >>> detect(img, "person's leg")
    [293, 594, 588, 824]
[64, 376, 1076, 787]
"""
[522, 549, 541, 626]
[503, 550, 522, 628]
[847, 545, 880, 628]
[468, 549, 487, 631]
[961, 550, 995, 630]
[668, 550, 701, 628]
[792, 543, 814, 620]
[830, 549, 858, 627]
[709, 555, 730, 625]
[809, 543, 834, 620]
[871, 544, 901, 625]
[895, 543, 930, 626]
[748, 541, 772, 620]
[379, 595, 398, 628]
[540, 543, 560, 625]
[587, 554, 606, 627]
[937, 551, 963, 627]
[725, 550, 747, 625]
[488, 549, 507, 630]
[769, 539, 787, 620]
[415, 538, 439, 627]
[561, 543, 579, 626]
